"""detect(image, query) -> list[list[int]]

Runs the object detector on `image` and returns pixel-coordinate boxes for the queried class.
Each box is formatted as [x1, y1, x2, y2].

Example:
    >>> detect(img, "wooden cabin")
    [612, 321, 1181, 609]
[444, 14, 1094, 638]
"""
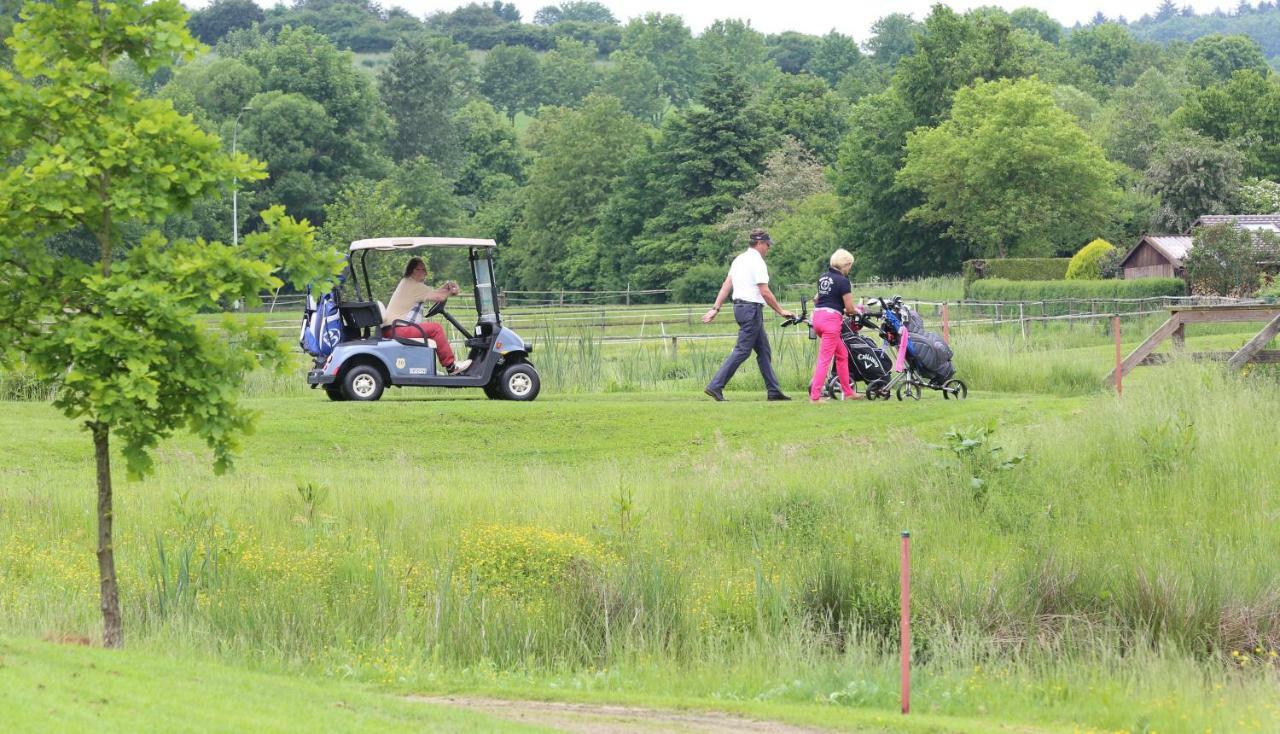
[1119, 235, 1191, 280]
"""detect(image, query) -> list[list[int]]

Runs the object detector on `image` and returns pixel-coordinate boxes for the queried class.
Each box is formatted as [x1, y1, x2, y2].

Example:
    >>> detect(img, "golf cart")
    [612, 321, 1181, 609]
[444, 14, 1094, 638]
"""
[305, 237, 540, 401]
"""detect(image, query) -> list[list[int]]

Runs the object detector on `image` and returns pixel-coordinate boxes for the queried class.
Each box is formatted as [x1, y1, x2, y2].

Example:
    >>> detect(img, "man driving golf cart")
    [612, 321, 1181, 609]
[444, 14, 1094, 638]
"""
[382, 257, 471, 375]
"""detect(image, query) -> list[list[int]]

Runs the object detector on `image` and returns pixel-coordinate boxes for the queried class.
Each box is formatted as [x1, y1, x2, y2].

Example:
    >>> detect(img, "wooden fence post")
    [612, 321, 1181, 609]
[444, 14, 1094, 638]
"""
[942, 303, 950, 345]
[1113, 315, 1122, 397]
[1019, 302, 1027, 342]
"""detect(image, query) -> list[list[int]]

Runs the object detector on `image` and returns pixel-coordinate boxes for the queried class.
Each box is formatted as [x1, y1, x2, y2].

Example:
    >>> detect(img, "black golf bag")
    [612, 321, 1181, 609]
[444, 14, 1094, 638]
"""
[841, 318, 892, 387]
[879, 303, 956, 386]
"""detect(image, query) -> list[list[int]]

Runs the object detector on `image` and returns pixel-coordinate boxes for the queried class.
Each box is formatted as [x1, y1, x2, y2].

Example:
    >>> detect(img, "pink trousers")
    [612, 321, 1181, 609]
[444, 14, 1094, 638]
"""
[810, 309, 855, 400]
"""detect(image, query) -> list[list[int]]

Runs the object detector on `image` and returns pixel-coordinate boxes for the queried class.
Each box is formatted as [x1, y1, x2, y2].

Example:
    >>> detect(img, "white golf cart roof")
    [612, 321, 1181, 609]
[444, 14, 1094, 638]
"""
[349, 237, 497, 251]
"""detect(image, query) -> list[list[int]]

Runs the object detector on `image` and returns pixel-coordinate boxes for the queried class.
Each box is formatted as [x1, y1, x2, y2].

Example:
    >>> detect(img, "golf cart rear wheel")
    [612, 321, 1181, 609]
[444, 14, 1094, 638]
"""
[498, 363, 540, 401]
[896, 383, 920, 401]
[942, 379, 968, 400]
[342, 364, 385, 402]
[483, 381, 504, 400]
[324, 385, 346, 401]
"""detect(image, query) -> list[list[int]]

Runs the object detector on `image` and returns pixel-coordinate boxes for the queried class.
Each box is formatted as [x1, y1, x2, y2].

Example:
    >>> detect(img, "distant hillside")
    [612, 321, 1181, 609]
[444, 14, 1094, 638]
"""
[1127, 5, 1280, 63]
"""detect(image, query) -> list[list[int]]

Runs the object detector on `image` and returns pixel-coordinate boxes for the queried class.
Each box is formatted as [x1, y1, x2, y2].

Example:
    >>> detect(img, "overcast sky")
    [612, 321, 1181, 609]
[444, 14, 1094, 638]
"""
[202, 1, 1240, 38]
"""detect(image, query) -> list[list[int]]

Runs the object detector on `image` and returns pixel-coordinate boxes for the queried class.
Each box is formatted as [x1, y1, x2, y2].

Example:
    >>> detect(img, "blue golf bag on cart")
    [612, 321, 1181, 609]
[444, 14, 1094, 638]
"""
[300, 287, 343, 358]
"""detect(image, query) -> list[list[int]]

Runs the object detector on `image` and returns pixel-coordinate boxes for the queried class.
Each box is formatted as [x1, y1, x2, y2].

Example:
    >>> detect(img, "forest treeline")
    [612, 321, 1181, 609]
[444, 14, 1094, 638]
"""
[6, 0, 1280, 292]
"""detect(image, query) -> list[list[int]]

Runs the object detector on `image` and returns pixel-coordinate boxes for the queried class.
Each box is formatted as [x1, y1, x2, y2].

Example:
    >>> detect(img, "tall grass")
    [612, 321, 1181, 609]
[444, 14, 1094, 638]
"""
[2, 364, 1279, 729]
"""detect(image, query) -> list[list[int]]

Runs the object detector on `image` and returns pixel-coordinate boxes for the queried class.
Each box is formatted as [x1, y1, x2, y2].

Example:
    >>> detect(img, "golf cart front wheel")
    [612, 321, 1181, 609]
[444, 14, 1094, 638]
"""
[896, 383, 920, 401]
[342, 364, 385, 402]
[942, 379, 968, 400]
[499, 363, 540, 401]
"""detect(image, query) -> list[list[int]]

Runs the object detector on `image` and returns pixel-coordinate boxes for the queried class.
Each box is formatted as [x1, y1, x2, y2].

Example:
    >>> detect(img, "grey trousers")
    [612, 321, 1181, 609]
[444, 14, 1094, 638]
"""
[707, 302, 783, 395]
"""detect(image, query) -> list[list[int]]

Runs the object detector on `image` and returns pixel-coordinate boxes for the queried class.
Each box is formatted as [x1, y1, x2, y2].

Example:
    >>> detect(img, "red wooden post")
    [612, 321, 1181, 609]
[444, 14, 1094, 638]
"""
[1113, 316, 1122, 397]
[941, 303, 950, 345]
[900, 531, 911, 715]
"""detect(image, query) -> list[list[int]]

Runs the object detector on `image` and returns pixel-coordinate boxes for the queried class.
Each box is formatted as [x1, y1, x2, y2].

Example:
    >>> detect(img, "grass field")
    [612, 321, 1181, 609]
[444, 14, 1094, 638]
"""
[3, 287, 1280, 732]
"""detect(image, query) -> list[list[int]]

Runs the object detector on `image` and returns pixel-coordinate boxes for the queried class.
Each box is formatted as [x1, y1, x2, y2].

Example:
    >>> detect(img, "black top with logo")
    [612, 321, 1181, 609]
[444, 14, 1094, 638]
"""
[814, 268, 851, 311]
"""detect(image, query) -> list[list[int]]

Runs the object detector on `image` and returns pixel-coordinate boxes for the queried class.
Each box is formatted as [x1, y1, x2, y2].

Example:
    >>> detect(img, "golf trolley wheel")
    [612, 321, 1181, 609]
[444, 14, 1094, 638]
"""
[823, 374, 839, 400]
[498, 362, 541, 401]
[324, 385, 346, 401]
[942, 379, 968, 400]
[342, 364, 385, 402]
[896, 383, 920, 401]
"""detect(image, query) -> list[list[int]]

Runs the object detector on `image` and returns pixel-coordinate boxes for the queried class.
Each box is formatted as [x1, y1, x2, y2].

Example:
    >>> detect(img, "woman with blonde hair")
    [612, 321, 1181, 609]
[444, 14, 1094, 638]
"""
[809, 248, 860, 402]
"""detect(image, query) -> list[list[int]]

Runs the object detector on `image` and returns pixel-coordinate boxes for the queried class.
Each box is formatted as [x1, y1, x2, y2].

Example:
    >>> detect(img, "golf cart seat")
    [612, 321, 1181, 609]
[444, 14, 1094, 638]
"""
[378, 301, 438, 348]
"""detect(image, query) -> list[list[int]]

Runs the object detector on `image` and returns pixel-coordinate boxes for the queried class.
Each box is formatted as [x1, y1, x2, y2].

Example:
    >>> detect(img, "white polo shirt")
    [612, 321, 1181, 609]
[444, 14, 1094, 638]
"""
[728, 247, 769, 304]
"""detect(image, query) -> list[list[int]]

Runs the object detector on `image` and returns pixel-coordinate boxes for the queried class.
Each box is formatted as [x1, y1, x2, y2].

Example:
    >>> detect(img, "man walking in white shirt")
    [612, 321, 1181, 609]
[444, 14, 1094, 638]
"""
[701, 229, 795, 401]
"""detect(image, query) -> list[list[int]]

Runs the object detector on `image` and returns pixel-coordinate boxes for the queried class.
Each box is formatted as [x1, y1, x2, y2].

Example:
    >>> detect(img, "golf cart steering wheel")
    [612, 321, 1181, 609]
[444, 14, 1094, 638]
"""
[425, 299, 447, 318]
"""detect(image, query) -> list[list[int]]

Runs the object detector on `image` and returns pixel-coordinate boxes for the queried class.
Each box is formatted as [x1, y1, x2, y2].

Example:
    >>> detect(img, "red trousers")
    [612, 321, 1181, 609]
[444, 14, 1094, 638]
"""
[382, 322, 456, 367]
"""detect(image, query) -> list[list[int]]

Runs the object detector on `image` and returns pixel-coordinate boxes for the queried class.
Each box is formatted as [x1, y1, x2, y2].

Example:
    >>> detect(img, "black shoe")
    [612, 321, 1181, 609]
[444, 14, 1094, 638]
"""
[767, 393, 792, 401]
[704, 387, 726, 402]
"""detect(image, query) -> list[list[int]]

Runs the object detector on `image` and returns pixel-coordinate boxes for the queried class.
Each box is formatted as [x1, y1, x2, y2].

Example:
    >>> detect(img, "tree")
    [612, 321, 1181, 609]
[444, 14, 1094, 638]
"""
[537, 36, 600, 108]
[758, 74, 849, 164]
[767, 32, 819, 75]
[481, 43, 542, 120]
[160, 57, 264, 123]
[1186, 222, 1271, 295]
[600, 50, 667, 123]
[833, 88, 959, 277]
[899, 78, 1124, 258]
[1064, 23, 1138, 87]
[866, 13, 920, 66]
[807, 31, 862, 86]
[318, 178, 424, 294]
[1175, 70, 1280, 178]
[514, 94, 647, 289]
[1156, 0, 1179, 22]
[1010, 7, 1061, 43]
[1237, 177, 1280, 213]
[717, 137, 831, 237]
[1065, 238, 1117, 279]
[0, 0, 339, 647]
[187, 0, 263, 45]
[694, 19, 778, 89]
[378, 34, 474, 165]
[1144, 132, 1244, 231]
[1184, 34, 1270, 87]
[894, 6, 1037, 125]
[1098, 67, 1184, 171]
[534, 2, 615, 25]
[620, 13, 698, 107]
[453, 99, 527, 205]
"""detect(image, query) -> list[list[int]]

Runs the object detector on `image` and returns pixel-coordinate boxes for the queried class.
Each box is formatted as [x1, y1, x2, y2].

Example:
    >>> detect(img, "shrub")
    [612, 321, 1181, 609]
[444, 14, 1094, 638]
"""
[968, 278, 1186, 302]
[455, 524, 612, 598]
[1186, 222, 1274, 297]
[962, 258, 1070, 288]
[671, 263, 727, 304]
[1065, 238, 1117, 280]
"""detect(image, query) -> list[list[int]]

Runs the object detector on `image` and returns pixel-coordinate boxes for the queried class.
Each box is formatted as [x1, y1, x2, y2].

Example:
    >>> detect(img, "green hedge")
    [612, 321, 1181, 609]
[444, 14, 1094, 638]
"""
[962, 258, 1070, 288]
[969, 278, 1187, 303]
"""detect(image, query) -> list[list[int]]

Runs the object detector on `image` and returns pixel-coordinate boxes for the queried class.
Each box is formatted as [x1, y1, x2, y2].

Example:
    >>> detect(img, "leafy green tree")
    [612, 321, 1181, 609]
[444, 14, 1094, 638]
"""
[765, 192, 841, 285]
[160, 57, 263, 123]
[695, 19, 778, 88]
[1010, 7, 1061, 43]
[717, 137, 831, 237]
[759, 74, 849, 164]
[1144, 131, 1244, 231]
[767, 31, 819, 74]
[899, 78, 1123, 258]
[807, 31, 863, 86]
[1175, 70, 1280, 178]
[1186, 222, 1271, 295]
[833, 88, 959, 277]
[1237, 176, 1280, 213]
[378, 34, 475, 165]
[538, 36, 600, 108]
[620, 66, 771, 287]
[894, 6, 1037, 125]
[481, 43, 542, 120]
[1185, 33, 1270, 87]
[534, 2, 615, 25]
[619, 13, 698, 107]
[240, 90, 342, 225]
[453, 99, 528, 204]
[188, 0, 264, 44]
[1098, 68, 1184, 171]
[513, 94, 647, 289]
[318, 177, 427, 294]
[1064, 22, 1139, 87]
[601, 50, 667, 123]
[866, 13, 921, 66]
[0, 0, 339, 647]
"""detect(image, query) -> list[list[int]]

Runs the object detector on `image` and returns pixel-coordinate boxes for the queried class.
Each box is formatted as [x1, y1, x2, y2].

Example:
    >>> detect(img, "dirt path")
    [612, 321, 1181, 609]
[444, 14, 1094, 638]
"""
[413, 696, 838, 733]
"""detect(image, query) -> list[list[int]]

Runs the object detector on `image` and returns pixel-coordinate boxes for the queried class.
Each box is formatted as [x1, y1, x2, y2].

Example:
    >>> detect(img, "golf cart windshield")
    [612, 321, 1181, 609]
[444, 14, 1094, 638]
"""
[473, 253, 497, 320]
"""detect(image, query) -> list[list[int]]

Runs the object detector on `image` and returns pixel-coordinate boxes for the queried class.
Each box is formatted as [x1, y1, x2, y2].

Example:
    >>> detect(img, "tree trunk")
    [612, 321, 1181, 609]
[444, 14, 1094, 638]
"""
[92, 422, 123, 648]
